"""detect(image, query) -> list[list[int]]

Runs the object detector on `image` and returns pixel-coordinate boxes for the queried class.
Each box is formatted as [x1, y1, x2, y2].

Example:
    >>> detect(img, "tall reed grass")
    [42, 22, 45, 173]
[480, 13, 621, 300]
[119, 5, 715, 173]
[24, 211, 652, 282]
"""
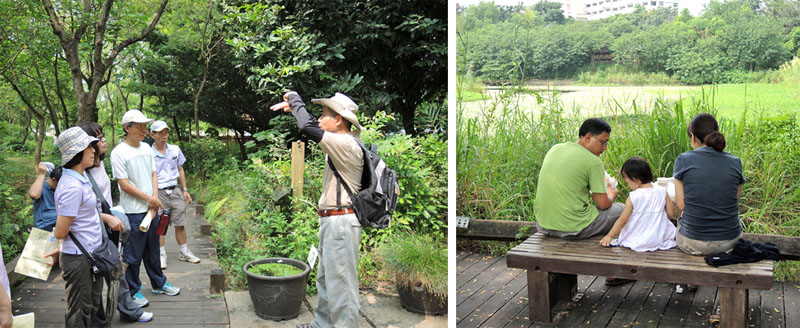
[457, 84, 800, 280]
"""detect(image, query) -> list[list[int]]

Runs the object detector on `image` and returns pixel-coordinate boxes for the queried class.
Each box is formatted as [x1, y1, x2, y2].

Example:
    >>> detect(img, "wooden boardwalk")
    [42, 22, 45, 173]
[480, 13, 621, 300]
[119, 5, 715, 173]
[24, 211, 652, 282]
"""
[457, 250, 800, 328]
[10, 204, 229, 327]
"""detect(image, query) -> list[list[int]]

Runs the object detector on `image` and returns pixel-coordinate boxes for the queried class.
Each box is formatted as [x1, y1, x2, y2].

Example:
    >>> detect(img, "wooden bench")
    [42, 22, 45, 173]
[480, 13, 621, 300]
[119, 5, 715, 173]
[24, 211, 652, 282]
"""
[506, 233, 774, 328]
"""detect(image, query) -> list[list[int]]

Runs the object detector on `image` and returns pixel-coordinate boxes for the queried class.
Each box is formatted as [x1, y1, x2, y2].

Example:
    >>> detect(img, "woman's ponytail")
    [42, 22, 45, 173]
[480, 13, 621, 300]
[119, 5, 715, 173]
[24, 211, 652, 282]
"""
[704, 130, 726, 151]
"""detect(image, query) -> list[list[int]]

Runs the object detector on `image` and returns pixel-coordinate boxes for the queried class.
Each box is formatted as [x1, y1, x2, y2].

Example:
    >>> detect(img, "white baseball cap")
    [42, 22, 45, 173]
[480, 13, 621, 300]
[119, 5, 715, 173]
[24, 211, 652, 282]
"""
[150, 120, 169, 132]
[121, 110, 153, 125]
[311, 92, 363, 130]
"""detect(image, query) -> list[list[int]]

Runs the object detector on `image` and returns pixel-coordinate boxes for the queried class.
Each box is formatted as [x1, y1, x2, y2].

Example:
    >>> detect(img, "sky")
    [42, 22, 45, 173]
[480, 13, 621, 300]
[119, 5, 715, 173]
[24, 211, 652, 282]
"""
[456, 0, 713, 17]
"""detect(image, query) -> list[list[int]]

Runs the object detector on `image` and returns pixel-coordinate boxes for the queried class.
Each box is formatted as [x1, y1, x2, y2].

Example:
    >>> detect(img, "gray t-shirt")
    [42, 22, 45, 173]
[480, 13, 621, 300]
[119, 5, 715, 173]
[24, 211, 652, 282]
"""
[673, 147, 745, 241]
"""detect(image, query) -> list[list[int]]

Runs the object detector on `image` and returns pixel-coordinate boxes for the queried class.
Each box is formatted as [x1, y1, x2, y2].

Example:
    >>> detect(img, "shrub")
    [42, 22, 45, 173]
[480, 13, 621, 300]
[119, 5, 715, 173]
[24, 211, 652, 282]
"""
[375, 232, 447, 298]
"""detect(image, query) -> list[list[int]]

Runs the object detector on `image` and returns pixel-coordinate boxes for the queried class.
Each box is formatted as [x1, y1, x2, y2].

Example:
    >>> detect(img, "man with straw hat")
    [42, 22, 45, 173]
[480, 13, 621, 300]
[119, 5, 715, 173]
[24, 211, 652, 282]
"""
[272, 91, 363, 328]
[111, 110, 181, 310]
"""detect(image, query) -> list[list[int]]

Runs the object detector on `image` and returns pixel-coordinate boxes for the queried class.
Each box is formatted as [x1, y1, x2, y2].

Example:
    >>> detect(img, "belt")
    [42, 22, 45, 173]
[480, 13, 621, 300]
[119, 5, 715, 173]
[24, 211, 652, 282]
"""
[317, 208, 355, 217]
[159, 186, 176, 191]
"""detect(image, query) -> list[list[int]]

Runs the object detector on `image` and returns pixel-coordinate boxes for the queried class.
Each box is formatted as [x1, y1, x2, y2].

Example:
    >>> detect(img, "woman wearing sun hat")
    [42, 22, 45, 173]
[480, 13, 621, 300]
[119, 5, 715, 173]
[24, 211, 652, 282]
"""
[46, 127, 110, 327]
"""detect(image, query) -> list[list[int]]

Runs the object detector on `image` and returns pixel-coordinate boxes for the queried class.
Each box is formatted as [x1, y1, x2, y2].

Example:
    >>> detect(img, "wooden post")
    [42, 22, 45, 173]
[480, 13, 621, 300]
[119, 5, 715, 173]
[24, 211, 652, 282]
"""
[210, 268, 225, 294]
[719, 287, 748, 328]
[291, 142, 305, 204]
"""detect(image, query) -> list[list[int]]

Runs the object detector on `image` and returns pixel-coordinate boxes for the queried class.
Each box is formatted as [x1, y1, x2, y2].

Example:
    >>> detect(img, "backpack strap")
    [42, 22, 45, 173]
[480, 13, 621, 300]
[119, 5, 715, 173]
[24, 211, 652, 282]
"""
[327, 157, 354, 210]
[85, 171, 111, 213]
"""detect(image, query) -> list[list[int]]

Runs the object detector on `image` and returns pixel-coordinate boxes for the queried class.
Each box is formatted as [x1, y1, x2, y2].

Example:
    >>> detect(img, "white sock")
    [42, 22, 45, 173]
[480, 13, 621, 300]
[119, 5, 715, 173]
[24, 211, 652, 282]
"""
[160, 246, 166, 256]
[180, 244, 188, 254]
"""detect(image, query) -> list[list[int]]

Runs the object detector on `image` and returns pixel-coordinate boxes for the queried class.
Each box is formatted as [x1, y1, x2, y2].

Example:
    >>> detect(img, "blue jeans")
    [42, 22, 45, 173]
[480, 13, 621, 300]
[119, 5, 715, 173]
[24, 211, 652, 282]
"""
[123, 212, 166, 295]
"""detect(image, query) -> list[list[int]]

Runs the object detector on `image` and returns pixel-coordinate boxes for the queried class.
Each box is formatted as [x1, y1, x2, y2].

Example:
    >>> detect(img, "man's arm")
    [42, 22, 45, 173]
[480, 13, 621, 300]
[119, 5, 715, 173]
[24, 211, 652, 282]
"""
[592, 182, 618, 210]
[285, 92, 324, 143]
[0, 283, 12, 328]
[118, 178, 161, 210]
[178, 166, 192, 204]
[28, 163, 48, 200]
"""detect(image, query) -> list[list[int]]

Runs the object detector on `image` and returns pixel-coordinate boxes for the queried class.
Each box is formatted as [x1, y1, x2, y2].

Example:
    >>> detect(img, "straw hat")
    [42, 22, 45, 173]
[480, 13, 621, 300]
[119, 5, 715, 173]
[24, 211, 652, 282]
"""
[311, 92, 363, 130]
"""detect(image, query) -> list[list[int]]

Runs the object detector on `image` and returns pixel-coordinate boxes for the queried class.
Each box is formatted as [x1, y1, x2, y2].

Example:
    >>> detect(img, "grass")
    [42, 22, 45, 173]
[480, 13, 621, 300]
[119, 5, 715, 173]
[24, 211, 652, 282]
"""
[247, 263, 302, 277]
[457, 81, 800, 281]
[375, 232, 447, 298]
[660, 84, 800, 123]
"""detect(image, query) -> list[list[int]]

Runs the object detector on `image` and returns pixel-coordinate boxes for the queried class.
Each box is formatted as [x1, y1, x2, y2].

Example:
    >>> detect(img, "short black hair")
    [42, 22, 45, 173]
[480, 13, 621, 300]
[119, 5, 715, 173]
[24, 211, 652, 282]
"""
[63, 142, 99, 169]
[620, 156, 654, 184]
[50, 166, 63, 182]
[80, 122, 106, 164]
[578, 118, 612, 137]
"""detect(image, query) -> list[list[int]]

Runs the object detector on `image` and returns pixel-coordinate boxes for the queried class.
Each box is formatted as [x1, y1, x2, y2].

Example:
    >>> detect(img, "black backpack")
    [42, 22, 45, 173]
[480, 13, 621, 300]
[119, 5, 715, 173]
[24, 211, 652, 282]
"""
[328, 141, 399, 229]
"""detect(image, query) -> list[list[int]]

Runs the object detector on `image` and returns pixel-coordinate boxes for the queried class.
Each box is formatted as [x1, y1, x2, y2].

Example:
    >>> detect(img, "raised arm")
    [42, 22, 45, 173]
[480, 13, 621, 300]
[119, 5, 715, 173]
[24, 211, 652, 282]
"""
[592, 180, 618, 210]
[28, 163, 48, 200]
[272, 91, 324, 143]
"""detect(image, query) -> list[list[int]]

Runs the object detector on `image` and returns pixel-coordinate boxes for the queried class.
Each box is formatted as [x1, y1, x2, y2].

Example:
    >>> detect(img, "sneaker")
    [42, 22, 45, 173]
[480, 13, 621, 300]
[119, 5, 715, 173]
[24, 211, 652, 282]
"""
[296, 324, 311, 328]
[160, 252, 167, 269]
[133, 290, 150, 308]
[179, 249, 201, 264]
[151, 281, 180, 296]
[137, 311, 154, 322]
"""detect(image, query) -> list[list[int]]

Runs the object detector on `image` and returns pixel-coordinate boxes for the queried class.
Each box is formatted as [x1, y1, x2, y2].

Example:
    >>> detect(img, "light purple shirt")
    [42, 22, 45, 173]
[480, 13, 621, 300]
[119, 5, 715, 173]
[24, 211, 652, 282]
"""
[55, 168, 103, 255]
[152, 143, 186, 189]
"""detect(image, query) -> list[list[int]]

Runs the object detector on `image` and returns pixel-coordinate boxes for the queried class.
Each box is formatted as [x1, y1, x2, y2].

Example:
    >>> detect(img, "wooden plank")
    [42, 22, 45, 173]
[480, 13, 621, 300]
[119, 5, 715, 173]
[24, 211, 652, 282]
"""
[719, 288, 748, 328]
[631, 282, 674, 327]
[457, 266, 523, 322]
[581, 277, 636, 328]
[459, 267, 530, 328]
[291, 141, 305, 201]
[554, 275, 609, 327]
[458, 254, 503, 290]
[760, 282, 784, 328]
[478, 279, 530, 328]
[783, 282, 800, 328]
[606, 280, 656, 327]
[457, 218, 536, 241]
[658, 284, 694, 327]
[459, 218, 800, 260]
[747, 288, 762, 327]
[683, 285, 718, 327]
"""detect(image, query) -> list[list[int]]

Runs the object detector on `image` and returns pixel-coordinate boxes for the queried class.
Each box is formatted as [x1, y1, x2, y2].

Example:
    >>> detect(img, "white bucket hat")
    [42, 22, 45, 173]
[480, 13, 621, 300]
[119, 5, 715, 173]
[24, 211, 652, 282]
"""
[121, 110, 154, 125]
[311, 92, 363, 130]
[57, 127, 99, 166]
[150, 120, 169, 133]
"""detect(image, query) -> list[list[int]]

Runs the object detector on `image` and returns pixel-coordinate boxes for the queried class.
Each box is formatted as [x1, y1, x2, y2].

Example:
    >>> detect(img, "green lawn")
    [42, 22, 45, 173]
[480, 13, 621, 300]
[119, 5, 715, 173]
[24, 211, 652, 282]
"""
[456, 89, 489, 102]
[663, 83, 800, 122]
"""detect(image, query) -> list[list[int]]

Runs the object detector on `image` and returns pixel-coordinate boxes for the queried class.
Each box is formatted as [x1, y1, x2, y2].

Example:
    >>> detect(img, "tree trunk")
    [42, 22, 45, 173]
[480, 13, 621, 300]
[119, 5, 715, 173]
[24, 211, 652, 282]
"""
[193, 63, 208, 142]
[34, 117, 46, 164]
[172, 114, 182, 143]
[40, 0, 169, 124]
[5, 73, 47, 161]
[54, 53, 70, 129]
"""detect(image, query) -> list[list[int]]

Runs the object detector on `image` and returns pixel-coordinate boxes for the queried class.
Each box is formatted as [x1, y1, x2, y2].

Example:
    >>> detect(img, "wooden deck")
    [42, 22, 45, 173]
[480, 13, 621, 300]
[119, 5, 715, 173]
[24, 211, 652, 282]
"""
[10, 204, 229, 327]
[457, 250, 800, 328]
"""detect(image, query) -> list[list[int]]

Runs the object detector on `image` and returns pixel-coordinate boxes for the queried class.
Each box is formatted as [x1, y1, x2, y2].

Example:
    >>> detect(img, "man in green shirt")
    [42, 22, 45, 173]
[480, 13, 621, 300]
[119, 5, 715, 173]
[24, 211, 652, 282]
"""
[534, 118, 623, 240]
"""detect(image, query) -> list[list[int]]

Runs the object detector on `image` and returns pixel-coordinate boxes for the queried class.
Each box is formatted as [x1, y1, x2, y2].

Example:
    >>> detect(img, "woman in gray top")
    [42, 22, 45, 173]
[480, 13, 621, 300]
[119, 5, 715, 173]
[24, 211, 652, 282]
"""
[673, 113, 745, 255]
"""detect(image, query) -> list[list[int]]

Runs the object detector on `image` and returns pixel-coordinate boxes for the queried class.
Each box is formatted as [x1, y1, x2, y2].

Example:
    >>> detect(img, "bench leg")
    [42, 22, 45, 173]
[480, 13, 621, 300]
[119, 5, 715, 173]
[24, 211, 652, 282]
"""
[527, 270, 577, 322]
[718, 287, 747, 328]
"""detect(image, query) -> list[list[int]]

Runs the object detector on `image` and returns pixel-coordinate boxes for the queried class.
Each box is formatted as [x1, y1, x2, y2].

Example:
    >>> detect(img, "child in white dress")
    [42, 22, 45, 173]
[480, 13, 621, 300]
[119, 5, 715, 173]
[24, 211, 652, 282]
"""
[600, 157, 677, 251]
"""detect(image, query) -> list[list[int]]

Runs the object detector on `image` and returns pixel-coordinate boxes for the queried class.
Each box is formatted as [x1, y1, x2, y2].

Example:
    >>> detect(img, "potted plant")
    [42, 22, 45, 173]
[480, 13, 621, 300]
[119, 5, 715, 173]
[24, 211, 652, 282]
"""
[376, 233, 447, 316]
[243, 257, 310, 321]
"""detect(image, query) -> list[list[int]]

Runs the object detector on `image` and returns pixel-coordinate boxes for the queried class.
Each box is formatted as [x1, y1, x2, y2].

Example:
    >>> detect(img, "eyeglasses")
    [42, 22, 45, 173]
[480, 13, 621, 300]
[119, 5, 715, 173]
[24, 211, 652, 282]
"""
[594, 136, 609, 146]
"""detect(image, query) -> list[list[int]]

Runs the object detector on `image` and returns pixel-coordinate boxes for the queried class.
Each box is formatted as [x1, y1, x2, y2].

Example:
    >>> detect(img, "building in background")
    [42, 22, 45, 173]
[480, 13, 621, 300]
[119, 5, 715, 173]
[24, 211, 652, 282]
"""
[551, 0, 683, 20]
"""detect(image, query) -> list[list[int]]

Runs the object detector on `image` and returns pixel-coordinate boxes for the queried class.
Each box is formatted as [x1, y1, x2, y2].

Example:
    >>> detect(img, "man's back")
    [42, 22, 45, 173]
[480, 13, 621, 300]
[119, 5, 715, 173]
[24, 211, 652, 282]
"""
[534, 142, 607, 232]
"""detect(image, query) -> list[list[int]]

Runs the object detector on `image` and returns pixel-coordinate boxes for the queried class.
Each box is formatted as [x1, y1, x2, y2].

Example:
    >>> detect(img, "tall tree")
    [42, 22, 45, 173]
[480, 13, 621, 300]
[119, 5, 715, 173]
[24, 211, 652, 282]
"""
[40, 0, 169, 124]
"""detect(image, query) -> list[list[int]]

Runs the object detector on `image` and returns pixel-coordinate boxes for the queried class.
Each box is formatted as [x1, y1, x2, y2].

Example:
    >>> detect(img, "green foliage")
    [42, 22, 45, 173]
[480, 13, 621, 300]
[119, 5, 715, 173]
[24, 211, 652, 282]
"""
[375, 232, 447, 298]
[224, 0, 446, 135]
[577, 64, 680, 85]
[247, 263, 302, 277]
[458, 1, 795, 84]
[181, 137, 240, 181]
[456, 84, 800, 280]
[199, 111, 446, 292]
